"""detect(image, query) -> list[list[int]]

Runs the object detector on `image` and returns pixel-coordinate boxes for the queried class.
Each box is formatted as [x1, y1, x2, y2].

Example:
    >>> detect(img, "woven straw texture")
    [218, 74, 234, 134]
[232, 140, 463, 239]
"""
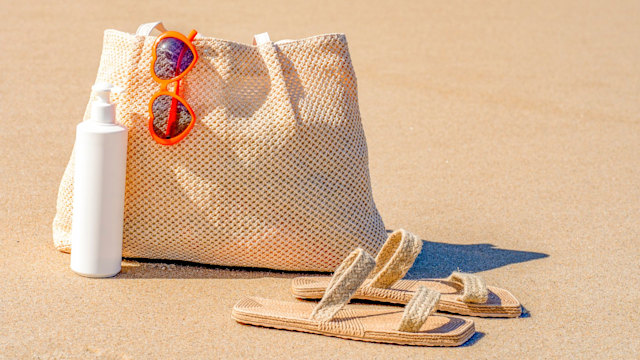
[310, 248, 376, 321]
[292, 276, 522, 317]
[369, 229, 423, 288]
[398, 286, 440, 332]
[52, 30, 386, 271]
[447, 272, 489, 304]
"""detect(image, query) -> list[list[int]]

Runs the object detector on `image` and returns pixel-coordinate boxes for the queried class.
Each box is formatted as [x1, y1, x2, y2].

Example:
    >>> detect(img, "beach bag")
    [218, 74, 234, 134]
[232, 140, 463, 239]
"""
[52, 22, 386, 271]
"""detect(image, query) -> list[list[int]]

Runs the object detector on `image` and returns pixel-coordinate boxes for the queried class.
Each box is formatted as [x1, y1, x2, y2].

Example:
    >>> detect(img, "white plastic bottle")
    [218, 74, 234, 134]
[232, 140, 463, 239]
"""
[70, 82, 127, 277]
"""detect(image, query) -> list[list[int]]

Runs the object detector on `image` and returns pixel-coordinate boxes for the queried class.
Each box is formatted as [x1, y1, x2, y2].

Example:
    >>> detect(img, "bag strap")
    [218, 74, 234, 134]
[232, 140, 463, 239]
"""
[253, 32, 294, 45]
[253, 32, 271, 45]
[135, 25, 297, 120]
[255, 37, 299, 124]
[136, 21, 168, 36]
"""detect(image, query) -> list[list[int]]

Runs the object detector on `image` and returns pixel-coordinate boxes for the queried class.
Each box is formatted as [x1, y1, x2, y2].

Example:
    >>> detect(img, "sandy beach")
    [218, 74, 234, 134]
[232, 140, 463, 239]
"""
[1, 0, 639, 358]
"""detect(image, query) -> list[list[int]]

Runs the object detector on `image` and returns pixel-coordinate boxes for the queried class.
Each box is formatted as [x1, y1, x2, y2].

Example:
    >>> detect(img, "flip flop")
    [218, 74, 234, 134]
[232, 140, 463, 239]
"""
[291, 230, 522, 318]
[232, 248, 475, 346]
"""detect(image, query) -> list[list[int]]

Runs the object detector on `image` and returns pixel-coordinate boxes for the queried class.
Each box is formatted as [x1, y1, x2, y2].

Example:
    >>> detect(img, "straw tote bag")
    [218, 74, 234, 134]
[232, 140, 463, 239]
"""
[52, 22, 386, 271]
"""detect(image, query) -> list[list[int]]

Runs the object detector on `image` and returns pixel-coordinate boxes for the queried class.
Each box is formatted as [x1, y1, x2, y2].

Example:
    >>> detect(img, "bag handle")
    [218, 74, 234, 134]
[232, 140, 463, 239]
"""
[135, 25, 297, 122]
[253, 32, 271, 45]
[253, 32, 295, 45]
[136, 21, 168, 36]
[255, 36, 299, 124]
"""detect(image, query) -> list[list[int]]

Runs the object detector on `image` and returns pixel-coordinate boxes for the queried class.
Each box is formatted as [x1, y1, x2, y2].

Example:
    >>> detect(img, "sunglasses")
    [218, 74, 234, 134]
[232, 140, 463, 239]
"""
[148, 29, 199, 145]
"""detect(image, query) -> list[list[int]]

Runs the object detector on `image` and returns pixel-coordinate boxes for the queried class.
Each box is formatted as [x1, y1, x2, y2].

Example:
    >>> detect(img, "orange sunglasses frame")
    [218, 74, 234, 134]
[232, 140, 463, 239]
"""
[148, 29, 199, 146]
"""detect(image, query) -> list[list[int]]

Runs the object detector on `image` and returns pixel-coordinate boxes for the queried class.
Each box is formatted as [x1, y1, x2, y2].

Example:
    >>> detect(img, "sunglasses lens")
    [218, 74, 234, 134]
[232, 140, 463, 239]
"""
[153, 37, 195, 80]
[151, 95, 193, 139]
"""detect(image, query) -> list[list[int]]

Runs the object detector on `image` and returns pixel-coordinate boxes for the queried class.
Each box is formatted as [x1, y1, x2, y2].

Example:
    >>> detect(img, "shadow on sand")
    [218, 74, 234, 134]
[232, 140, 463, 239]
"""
[405, 240, 548, 279]
[461, 332, 485, 347]
[116, 232, 547, 280]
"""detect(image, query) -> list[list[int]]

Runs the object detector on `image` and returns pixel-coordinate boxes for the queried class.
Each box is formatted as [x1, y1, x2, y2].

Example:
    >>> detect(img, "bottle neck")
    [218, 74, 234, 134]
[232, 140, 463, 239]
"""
[91, 101, 116, 124]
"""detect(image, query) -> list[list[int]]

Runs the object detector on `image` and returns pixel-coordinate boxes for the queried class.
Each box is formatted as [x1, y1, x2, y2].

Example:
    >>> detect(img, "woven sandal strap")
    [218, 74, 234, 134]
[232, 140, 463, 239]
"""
[310, 248, 376, 322]
[397, 286, 441, 332]
[368, 229, 423, 289]
[448, 272, 489, 303]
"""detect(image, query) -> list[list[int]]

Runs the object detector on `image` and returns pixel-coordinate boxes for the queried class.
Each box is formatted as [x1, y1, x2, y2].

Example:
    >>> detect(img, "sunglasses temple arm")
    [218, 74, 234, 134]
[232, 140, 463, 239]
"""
[165, 93, 179, 138]
[163, 30, 197, 139]
[164, 53, 188, 138]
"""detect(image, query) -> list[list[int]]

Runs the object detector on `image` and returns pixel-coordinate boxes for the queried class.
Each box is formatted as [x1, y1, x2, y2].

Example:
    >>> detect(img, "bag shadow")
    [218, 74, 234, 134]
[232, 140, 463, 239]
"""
[117, 231, 548, 280]
[405, 238, 549, 280]
[118, 258, 309, 279]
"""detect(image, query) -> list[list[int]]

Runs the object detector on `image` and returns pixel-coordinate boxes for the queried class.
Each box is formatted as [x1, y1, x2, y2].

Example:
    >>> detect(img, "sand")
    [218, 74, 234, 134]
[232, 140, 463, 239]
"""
[1, 0, 639, 358]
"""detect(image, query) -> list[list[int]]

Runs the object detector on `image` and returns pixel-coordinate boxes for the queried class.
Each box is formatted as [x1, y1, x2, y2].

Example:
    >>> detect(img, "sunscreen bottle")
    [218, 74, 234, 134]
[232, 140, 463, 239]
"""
[70, 82, 127, 277]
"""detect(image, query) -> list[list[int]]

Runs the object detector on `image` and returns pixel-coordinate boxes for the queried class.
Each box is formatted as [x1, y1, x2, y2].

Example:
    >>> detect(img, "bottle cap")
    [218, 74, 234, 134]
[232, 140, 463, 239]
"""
[90, 82, 124, 124]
